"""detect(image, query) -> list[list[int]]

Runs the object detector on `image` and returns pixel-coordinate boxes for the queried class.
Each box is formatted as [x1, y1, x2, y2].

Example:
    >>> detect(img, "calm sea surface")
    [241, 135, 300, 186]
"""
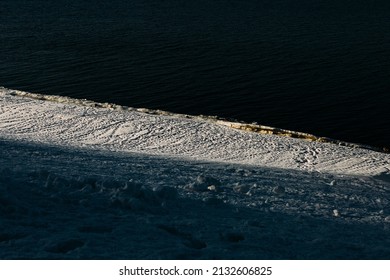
[1, 0, 389, 148]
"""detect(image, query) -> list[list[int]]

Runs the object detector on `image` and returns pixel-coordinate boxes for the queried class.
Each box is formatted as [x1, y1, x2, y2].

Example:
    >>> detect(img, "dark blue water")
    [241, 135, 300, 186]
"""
[1, 0, 389, 148]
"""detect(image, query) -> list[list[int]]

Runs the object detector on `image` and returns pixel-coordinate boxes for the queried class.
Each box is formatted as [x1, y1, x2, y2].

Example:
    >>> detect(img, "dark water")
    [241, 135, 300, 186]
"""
[1, 0, 389, 148]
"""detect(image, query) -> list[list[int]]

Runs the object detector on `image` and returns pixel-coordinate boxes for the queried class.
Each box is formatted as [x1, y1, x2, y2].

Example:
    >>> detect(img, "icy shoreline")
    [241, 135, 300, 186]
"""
[1, 87, 390, 259]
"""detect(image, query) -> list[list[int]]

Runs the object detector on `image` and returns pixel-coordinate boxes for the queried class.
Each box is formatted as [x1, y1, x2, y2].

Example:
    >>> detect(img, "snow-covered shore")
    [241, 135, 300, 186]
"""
[1, 87, 390, 259]
[1, 87, 389, 176]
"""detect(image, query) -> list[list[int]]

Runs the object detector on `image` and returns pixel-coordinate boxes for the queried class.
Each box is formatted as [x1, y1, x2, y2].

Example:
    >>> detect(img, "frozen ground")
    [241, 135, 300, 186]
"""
[1, 87, 390, 259]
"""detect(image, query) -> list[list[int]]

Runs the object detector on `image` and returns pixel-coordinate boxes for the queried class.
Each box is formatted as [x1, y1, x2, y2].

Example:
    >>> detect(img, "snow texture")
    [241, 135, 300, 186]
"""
[1, 87, 390, 259]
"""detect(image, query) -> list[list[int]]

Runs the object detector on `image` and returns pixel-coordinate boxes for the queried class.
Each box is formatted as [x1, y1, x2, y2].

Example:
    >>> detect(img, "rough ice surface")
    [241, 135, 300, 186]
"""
[1, 87, 390, 259]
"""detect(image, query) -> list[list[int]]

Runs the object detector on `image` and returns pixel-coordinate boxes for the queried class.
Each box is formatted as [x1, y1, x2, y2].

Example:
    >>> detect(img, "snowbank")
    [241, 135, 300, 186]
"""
[1, 87, 390, 259]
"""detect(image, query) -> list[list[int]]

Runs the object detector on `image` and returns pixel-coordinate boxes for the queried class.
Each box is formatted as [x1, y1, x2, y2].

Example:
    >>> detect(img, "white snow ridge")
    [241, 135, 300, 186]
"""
[1, 87, 390, 259]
